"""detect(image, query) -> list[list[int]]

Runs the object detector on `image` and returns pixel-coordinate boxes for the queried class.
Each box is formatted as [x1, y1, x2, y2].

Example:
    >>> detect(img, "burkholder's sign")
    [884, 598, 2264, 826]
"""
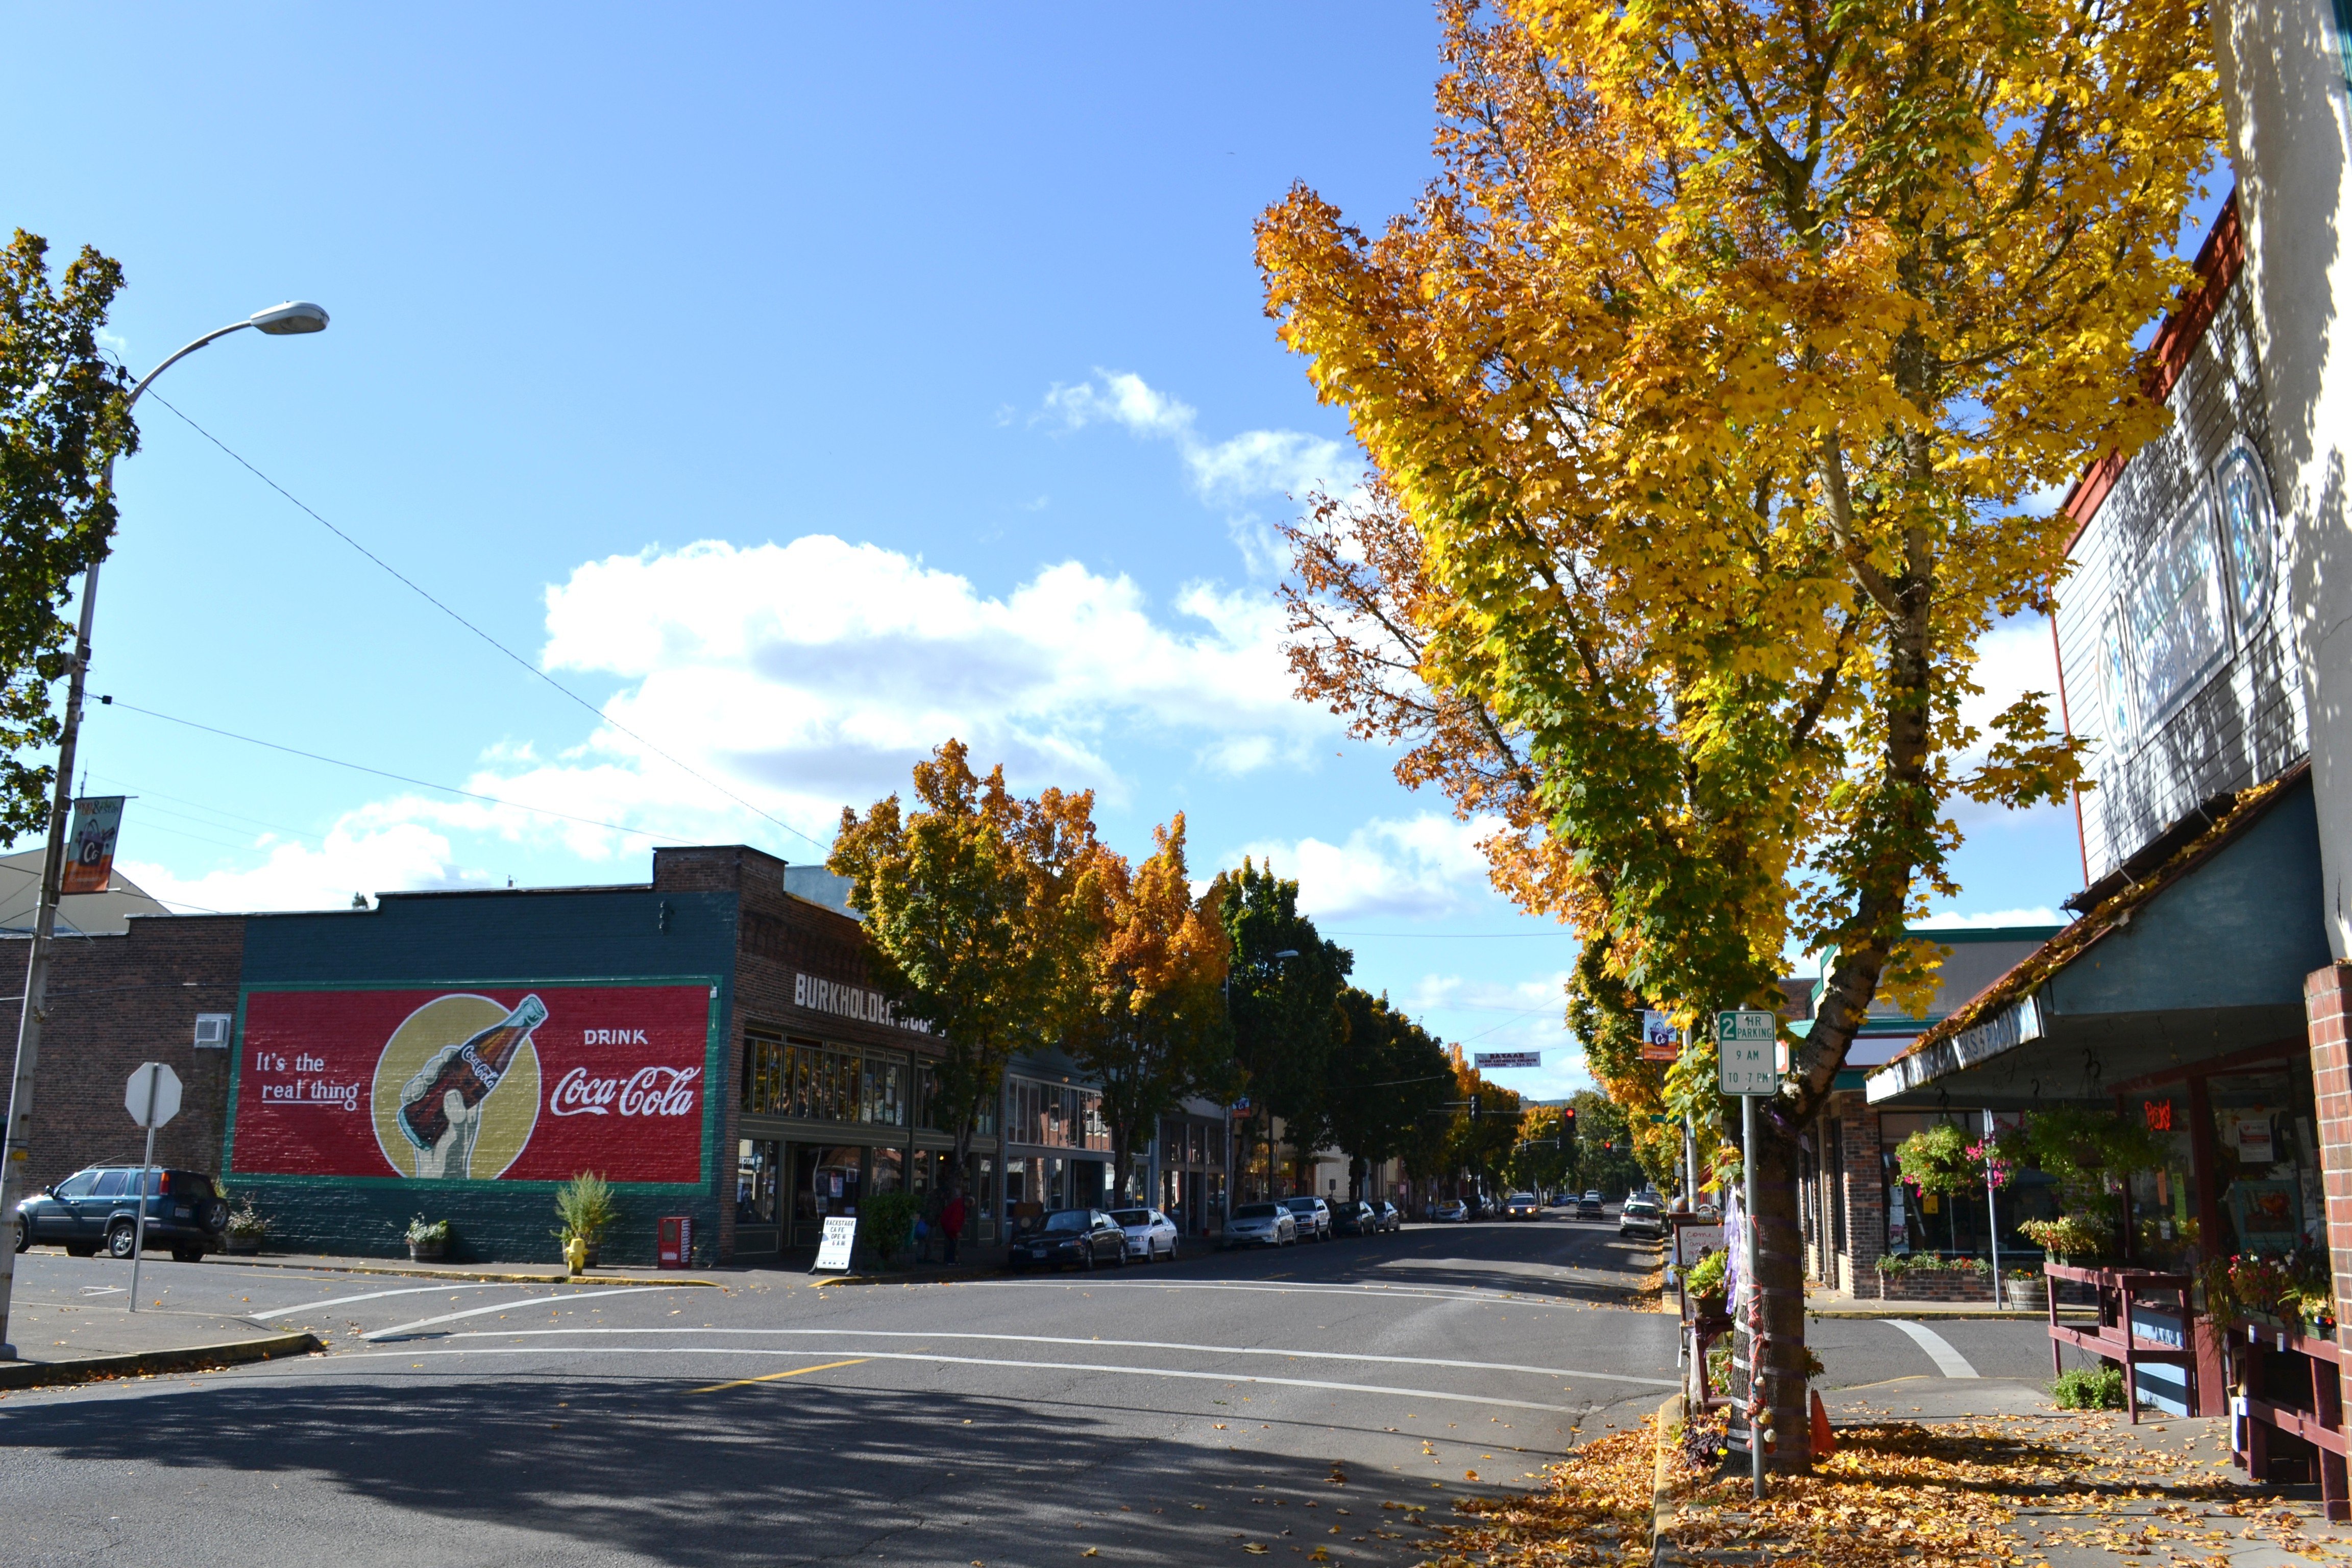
[792, 971, 931, 1034]
[230, 983, 714, 1184]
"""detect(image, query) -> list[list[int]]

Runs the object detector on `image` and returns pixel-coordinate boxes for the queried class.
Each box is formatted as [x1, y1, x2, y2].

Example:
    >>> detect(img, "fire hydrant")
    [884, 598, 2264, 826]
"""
[564, 1233, 587, 1276]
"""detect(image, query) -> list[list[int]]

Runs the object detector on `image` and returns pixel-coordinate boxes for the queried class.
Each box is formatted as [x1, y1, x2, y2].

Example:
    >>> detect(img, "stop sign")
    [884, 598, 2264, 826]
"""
[126, 1062, 181, 1130]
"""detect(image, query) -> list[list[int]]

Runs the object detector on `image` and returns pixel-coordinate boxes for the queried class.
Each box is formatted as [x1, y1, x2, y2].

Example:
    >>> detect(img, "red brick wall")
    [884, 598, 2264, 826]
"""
[2304, 962, 2352, 1317]
[1875, 1268, 1994, 1303]
[2, 916, 246, 1193]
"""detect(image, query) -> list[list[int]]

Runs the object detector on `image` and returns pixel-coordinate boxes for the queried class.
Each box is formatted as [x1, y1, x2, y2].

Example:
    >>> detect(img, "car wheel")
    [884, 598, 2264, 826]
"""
[11, 1217, 25, 1253]
[106, 1219, 137, 1260]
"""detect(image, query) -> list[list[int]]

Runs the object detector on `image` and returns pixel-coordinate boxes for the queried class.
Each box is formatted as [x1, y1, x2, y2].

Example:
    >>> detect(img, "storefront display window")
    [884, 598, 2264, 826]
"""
[1006, 1076, 1110, 1150]
[746, 1037, 910, 1128]
[2208, 1067, 2323, 1256]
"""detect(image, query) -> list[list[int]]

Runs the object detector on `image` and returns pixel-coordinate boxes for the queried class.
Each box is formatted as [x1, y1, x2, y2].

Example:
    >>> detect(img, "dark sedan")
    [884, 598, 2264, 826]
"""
[1330, 1200, 1379, 1237]
[1005, 1208, 1129, 1271]
[14, 1165, 227, 1262]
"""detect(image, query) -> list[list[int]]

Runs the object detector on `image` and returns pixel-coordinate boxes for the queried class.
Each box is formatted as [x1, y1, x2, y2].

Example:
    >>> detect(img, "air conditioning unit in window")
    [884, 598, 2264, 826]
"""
[193, 1013, 232, 1049]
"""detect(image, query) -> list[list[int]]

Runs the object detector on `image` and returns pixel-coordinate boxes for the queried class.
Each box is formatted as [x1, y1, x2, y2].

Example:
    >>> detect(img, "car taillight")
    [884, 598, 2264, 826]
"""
[158, 1173, 172, 1196]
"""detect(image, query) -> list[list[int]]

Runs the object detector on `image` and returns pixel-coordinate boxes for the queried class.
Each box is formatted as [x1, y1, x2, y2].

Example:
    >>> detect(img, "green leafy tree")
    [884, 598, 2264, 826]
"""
[1214, 860, 1350, 1196]
[829, 740, 1099, 1188]
[1505, 1104, 1573, 1195]
[1570, 1090, 1648, 1199]
[0, 231, 135, 842]
[1329, 987, 1453, 1199]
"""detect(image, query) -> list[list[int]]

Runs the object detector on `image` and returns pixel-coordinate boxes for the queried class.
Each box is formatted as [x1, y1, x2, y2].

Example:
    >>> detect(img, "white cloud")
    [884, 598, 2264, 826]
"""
[1043, 370, 1358, 507]
[1233, 813, 1503, 922]
[119, 821, 480, 915]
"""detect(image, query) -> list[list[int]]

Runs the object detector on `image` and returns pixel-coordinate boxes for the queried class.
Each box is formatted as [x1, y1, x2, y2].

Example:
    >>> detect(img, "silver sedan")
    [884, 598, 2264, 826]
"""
[1110, 1206, 1179, 1262]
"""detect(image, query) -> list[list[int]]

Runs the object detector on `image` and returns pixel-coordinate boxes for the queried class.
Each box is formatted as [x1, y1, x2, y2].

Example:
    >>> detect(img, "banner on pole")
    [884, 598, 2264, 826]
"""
[61, 795, 125, 895]
[1474, 1051, 1541, 1070]
[1639, 1010, 1681, 1062]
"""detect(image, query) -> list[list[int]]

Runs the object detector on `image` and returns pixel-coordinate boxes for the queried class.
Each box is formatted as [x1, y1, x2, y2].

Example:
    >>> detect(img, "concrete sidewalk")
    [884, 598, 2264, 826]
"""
[1, 1298, 317, 1391]
[1653, 1377, 2352, 1566]
[1804, 1289, 2087, 1319]
[207, 1250, 723, 1287]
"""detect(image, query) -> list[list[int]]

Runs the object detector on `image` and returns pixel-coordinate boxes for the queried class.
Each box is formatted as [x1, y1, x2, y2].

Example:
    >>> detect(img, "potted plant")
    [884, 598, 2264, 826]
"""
[1685, 1247, 1728, 1317]
[2004, 1268, 2049, 1312]
[222, 1192, 268, 1255]
[553, 1172, 617, 1269]
[406, 1215, 451, 1262]
[2019, 1215, 2108, 1264]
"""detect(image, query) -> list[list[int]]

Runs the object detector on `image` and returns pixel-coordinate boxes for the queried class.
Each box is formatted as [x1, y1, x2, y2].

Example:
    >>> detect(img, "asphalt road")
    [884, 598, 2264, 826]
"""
[0, 1209, 2071, 1566]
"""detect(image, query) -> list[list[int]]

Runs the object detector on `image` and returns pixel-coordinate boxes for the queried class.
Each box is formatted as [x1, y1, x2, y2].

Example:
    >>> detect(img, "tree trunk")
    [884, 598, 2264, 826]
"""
[1112, 1126, 1132, 1208]
[1751, 1110, 1813, 1473]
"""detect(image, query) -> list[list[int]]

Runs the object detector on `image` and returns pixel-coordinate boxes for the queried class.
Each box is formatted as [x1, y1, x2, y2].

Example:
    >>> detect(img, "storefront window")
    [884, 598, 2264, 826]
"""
[761, 1039, 909, 1128]
[870, 1144, 904, 1195]
[1006, 1075, 1109, 1150]
[2209, 1067, 2323, 1256]
[737, 1138, 779, 1224]
[742, 1032, 786, 1113]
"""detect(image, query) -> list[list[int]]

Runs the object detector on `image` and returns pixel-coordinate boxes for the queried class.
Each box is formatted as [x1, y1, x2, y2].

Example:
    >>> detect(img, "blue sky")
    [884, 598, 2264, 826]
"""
[4, 6, 2086, 1099]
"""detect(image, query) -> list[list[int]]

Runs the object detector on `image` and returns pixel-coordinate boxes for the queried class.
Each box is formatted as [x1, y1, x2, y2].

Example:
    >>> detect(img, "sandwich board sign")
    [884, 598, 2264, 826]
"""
[813, 1215, 858, 1273]
[1716, 1010, 1780, 1096]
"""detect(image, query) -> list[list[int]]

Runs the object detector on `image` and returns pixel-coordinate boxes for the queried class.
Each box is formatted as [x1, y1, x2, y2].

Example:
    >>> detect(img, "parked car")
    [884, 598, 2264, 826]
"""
[1006, 1208, 1129, 1271]
[1330, 1200, 1380, 1237]
[1577, 1189, 1605, 1220]
[1619, 1197, 1667, 1240]
[1503, 1191, 1541, 1221]
[1108, 1207, 1179, 1263]
[13, 1165, 228, 1262]
[1374, 1200, 1402, 1233]
[1432, 1198, 1469, 1223]
[1221, 1202, 1297, 1249]
[1281, 1196, 1333, 1242]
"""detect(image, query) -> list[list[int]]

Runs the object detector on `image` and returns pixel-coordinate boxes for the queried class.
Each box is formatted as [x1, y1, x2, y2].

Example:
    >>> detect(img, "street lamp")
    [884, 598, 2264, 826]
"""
[0, 303, 329, 1360]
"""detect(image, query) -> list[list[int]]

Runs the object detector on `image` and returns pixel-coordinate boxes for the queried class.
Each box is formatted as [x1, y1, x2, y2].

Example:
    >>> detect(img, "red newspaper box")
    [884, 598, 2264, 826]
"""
[658, 1215, 693, 1269]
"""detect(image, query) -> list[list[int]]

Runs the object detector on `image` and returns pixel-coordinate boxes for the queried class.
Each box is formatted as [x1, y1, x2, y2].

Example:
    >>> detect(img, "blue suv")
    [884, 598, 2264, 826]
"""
[13, 1165, 228, 1262]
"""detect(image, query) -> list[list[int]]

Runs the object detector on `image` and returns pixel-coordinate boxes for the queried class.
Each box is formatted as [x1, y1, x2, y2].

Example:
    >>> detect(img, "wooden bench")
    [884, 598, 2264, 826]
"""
[2231, 1317, 2349, 1521]
[2045, 1263, 2199, 1424]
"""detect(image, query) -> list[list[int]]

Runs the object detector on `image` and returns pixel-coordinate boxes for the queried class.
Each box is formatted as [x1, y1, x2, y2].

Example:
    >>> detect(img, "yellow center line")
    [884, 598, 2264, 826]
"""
[689, 1357, 869, 1394]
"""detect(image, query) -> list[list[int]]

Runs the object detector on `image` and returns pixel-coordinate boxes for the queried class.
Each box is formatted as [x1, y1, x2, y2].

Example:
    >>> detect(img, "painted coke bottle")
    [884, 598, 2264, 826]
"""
[397, 994, 548, 1150]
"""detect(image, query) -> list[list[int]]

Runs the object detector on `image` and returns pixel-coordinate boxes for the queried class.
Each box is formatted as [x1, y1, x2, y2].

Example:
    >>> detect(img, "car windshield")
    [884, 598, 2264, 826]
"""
[1109, 1209, 1148, 1226]
[1584, 1192, 1602, 1201]
[1283, 1198, 1317, 1211]
[1511, 1193, 1535, 1202]
[1627, 1202, 1659, 1214]
[1042, 1210, 1089, 1232]
[1234, 1203, 1280, 1219]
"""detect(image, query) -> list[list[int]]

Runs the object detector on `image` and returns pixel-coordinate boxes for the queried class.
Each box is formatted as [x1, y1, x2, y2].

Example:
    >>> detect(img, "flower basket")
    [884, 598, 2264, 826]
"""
[408, 1236, 446, 1262]
[223, 1230, 263, 1255]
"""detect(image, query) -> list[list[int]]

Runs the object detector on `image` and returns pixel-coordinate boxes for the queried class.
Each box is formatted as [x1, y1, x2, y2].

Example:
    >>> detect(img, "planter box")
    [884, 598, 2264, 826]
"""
[2003, 1279, 2049, 1312]
[408, 1237, 447, 1262]
[1876, 1268, 1995, 1303]
[223, 1232, 263, 1255]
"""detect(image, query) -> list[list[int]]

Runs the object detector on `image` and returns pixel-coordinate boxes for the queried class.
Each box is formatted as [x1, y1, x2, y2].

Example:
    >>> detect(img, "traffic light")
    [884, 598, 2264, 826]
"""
[1468, 1094, 1482, 1121]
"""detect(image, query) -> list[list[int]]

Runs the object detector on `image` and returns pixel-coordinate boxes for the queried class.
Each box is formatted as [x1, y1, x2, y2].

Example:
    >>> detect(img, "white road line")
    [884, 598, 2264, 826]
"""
[363, 1286, 691, 1341]
[258, 1281, 519, 1319]
[291, 1344, 1603, 1413]
[959, 1280, 1597, 1309]
[1885, 1319, 1979, 1379]
[434, 1326, 1680, 1388]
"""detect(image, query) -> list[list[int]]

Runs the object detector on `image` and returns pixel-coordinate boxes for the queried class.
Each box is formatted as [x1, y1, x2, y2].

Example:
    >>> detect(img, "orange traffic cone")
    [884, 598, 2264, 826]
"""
[1811, 1389, 1835, 1457]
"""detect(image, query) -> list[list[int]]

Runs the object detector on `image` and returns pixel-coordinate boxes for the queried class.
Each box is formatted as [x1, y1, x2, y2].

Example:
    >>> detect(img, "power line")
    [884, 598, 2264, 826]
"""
[101, 697, 695, 848]
[140, 388, 829, 855]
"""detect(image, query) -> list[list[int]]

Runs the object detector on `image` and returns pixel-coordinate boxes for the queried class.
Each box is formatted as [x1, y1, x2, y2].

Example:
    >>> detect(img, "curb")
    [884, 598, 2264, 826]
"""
[0, 1331, 323, 1391]
[1804, 1307, 2070, 1321]
[206, 1257, 721, 1288]
[1651, 1389, 1685, 1564]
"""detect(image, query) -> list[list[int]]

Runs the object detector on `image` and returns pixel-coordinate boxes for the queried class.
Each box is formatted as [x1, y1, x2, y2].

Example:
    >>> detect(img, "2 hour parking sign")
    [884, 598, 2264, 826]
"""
[1716, 1010, 1779, 1096]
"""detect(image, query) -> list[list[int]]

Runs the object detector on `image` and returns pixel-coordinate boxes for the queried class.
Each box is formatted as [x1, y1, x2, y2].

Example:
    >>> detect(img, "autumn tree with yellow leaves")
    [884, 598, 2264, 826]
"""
[1260, 0, 2217, 1470]
[1063, 815, 1234, 1200]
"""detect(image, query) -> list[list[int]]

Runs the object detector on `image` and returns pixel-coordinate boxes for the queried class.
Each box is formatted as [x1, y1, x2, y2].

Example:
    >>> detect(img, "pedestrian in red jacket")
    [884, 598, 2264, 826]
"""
[941, 1192, 967, 1265]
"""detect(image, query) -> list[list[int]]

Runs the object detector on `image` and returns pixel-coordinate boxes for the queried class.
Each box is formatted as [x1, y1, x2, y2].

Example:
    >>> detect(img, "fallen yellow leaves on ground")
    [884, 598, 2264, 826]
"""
[1423, 1407, 2292, 1568]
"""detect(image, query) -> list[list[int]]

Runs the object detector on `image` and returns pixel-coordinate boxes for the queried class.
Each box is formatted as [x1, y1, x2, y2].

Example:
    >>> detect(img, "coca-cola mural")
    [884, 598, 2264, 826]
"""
[230, 984, 715, 1183]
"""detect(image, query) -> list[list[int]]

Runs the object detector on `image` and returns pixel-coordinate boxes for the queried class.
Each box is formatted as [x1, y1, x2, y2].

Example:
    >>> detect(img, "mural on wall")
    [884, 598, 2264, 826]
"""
[231, 984, 714, 1183]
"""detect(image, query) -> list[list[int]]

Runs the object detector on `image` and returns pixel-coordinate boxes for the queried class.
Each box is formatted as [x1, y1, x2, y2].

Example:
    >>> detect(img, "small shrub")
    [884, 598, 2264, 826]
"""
[2051, 1365, 2127, 1410]
[554, 1171, 618, 1245]
[223, 1191, 268, 1239]
[405, 1215, 451, 1245]
[1686, 1248, 1727, 1298]
[860, 1190, 924, 1266]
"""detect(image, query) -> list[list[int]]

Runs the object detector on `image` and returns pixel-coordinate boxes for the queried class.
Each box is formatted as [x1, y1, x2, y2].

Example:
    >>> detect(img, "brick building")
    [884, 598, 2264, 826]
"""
[4, 845, 1010, 1267]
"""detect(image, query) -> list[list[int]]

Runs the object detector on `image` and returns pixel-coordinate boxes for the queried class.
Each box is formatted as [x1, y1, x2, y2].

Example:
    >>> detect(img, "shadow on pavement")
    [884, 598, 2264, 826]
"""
[0, 1373, 1470, 1566]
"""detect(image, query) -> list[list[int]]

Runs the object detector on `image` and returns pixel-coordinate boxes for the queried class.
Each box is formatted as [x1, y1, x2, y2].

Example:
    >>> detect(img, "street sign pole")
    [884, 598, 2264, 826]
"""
[1743, 1088, 1763, 1500]
[1717, 1008, 1778, 1501]
[129, 1070, 159, 1311]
